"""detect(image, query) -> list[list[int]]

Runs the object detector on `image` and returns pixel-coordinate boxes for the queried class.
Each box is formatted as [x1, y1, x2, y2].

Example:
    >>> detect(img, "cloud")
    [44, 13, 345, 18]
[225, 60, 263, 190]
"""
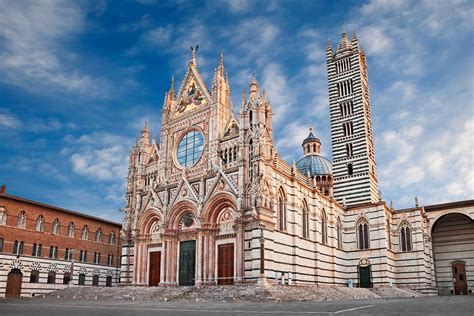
[65, 132, 133, 182]
[0, 1, 112, 98]
[262, 63, 293, 125]
[0, 110, 21, 129]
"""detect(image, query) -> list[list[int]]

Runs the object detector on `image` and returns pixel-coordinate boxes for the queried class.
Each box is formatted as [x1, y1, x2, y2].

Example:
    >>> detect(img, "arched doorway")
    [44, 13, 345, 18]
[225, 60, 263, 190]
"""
[6, 268, 23, 298]
[358, 259, 372, 288]
[432, 213, 473, 295]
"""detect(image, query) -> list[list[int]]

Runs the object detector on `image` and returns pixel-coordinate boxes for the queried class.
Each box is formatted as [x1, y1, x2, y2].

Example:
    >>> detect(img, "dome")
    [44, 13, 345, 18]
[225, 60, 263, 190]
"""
[296, 155, 332, 177]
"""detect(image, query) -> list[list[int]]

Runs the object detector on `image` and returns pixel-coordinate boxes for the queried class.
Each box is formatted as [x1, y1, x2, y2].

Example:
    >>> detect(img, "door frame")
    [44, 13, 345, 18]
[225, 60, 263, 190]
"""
[358, 265, 372, 288]
[215, 238, 236, 285]
[451, 261, 468, 295]
[178, 240, 196, 286]
[6, 268, 23, 298]
[147, 245, 163, 286]
[148, 250, 162, 286]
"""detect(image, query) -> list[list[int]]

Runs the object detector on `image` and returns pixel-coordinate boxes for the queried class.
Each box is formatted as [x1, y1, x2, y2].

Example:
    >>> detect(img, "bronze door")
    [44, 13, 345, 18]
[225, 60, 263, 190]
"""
[218, 243, 234, 285]
[149, 251, 161, 286]
[6, 269, 23, 298]
[452, 262, 468, 295]
[179, 240, 196, 286]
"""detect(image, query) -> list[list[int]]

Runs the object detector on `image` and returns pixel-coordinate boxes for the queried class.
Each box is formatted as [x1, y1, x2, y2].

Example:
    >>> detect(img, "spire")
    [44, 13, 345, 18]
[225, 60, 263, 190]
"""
[169, 76, 174, 100]
[190, 45, 198, 65]
[249, 74, 259, 100]
[217, 51, 225, 78]
[351, 31, 359, 49]
[335, 31, 353, 56]
[141, 122, 150, 145]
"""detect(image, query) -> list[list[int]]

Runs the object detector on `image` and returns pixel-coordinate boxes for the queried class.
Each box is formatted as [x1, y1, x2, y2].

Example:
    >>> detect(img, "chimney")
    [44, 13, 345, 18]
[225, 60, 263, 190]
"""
[0, 185, 6, 194]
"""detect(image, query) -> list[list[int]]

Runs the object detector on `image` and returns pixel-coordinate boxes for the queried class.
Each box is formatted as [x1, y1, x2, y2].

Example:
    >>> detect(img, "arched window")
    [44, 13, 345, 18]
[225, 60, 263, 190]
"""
[67, 222, 75, 237]
[32, 243, 42, 256]
[13, 240, 24, 255]
[65, 248, 74, 260]
[321, 210, 328, 244]
[336, 217, 343, 249]
[400, 223, 412, 252]
[49, 246, 58, 258]
[94, 252, 101, 264]
[81, 225, 89, 240]
[109, 232, 115, 245]
[79, 250, 87, 262]
[302, 201, 309, 239]
[17, 210, 26, 229]
[52, 218, 60, 235]
[36, 215, 45, 232]
[30, 270, 39, 283]
[47, 271, 56, 284]
[278, 189, 287, 231]
[0, 207, 7, 225]
[95, 228, 102, 243]
[107, 254, 114, 266]
[357, 219, 370, 250]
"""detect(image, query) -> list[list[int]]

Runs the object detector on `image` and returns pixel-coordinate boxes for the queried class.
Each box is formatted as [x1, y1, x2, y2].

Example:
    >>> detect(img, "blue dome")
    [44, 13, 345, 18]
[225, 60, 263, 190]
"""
[296, 155, 332, 177]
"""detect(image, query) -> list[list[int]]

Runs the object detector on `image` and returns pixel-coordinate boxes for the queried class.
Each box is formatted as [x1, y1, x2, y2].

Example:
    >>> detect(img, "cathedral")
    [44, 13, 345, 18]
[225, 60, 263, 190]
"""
[120, 32, 474, 295]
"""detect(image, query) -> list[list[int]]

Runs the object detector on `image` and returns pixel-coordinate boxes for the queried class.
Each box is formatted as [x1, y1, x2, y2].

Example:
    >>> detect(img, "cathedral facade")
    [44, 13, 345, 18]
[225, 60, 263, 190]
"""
[120, 33, 474, 295]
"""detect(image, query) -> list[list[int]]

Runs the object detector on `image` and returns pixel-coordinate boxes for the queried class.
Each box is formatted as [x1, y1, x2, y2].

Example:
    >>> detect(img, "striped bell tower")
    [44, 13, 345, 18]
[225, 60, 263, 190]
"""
[326, 32, 379, 206]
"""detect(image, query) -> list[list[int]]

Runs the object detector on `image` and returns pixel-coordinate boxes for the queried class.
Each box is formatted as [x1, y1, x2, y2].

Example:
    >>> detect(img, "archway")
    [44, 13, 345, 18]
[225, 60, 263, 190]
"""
[6, 268, 23, 298]
[432, 213, 474, 295]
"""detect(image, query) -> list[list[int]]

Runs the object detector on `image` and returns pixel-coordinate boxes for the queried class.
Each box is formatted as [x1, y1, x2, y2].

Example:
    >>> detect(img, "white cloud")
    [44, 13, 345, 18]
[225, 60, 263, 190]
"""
[71, 145, 128, 181]
[262, 63, 294, 125]
[0, 1, 112, 98]
[358, 25, 394, 57]
[0, 111, 21, 129]
[66, 132, 133, 182]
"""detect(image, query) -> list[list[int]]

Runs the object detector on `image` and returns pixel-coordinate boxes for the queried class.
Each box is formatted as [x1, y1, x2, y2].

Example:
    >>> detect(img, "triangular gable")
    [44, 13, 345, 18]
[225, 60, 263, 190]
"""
[169, 176, 199, 206]
[173, 64, 211, 118]
[203, 168, 238, 204]
[143, 189, 163, 211]
[222, 114, 239, 138]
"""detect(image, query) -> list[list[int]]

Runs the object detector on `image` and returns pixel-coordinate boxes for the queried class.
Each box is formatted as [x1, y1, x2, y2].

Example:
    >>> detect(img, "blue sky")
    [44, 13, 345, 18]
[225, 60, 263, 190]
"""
[0, 0, 473, 222]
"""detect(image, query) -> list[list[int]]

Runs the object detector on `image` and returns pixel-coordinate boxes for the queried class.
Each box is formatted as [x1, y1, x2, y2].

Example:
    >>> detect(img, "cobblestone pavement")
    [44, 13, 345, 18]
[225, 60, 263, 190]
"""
[0, 296, 473, 316]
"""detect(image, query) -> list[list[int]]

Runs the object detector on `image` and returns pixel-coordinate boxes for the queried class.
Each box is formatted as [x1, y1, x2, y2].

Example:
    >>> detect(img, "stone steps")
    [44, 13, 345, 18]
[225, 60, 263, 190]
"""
[369, 287, 424, 298]
[46, 285, 430, 303]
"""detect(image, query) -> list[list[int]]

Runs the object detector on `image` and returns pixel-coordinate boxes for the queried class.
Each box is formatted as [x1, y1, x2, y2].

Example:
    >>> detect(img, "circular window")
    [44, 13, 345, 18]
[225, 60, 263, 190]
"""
[182, 213, 194, 227]
[177, 130, 204, 167]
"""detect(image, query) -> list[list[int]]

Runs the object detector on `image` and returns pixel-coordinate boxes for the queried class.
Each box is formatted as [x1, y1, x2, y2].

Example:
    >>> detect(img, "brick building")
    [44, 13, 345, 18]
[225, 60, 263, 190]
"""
[0, 187, 122, 298]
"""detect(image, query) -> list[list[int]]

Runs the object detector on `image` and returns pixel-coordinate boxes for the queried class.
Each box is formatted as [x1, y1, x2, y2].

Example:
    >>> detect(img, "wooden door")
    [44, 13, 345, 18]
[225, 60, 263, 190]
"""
[149, 251, 161, 286]
[218, 243, 234, 285]
[179, 240, 196, 286]
[106, 276, 112, 287]
[6, 269, 23, 298]
[452, 262, 468, 295]
[359, 266, 371, 288]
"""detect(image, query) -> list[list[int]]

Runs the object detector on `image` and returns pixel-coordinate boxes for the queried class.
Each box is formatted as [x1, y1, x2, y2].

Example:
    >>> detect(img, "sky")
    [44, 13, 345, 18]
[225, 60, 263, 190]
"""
[0, 0, 473, 222]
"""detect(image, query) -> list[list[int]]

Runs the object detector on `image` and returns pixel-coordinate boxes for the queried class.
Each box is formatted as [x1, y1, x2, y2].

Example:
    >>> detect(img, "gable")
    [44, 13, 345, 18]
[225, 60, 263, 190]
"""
[173, 67, 211, 118]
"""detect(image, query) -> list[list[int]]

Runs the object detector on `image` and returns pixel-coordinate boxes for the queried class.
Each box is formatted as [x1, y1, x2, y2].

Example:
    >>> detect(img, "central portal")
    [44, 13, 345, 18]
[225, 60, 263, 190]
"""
[179, 240, 196, 286]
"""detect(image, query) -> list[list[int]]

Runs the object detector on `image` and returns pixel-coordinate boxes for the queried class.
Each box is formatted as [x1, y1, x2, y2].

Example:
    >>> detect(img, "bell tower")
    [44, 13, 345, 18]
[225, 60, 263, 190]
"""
[326, 32, 379, 206]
